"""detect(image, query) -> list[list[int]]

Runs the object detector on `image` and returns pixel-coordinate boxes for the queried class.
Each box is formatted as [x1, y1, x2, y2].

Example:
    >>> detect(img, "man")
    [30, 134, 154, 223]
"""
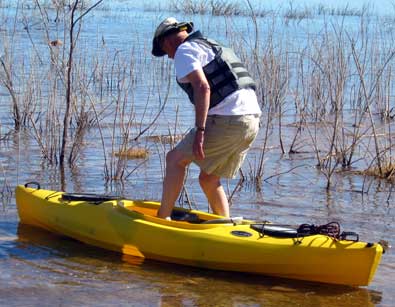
[152, 17, 261, 219]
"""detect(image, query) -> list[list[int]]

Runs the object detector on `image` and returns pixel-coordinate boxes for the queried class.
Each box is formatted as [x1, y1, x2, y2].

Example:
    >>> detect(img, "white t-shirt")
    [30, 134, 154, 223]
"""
[174, 37, 262, 116]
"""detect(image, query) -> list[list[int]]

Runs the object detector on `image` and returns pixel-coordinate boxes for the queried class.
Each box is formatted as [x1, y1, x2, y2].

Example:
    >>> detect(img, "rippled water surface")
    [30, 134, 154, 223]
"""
[1, 1, 395, 306]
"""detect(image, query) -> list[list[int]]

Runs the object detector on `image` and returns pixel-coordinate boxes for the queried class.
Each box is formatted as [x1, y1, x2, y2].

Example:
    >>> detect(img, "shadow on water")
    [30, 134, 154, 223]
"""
[0, 223, 384, 306]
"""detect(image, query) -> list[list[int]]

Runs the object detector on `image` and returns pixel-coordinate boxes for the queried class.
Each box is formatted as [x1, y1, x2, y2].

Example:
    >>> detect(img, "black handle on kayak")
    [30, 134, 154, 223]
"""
[24, 182, 41, 190]
[340, 231, 359, 242]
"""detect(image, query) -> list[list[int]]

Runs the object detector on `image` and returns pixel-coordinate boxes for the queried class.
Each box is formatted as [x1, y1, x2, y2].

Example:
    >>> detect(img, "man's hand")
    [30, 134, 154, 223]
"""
[193, 130, 205, 160]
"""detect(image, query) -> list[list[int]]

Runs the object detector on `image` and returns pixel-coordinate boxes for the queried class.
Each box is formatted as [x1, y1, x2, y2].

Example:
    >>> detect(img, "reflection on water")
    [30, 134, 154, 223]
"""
[0, 223, 382, 306]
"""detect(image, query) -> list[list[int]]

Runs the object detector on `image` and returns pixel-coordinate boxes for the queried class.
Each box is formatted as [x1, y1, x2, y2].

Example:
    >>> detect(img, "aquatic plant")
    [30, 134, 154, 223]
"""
[169, 0, 242, 16]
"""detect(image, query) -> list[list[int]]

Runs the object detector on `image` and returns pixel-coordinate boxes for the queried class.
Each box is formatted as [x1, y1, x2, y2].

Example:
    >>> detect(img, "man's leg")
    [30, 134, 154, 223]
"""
[199, 171, 229, 217]
[157, 149, 191, 219]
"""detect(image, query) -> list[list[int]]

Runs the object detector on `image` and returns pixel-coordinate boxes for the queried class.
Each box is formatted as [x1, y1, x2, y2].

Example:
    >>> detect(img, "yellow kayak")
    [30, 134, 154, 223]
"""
[15, 183, 384, 286]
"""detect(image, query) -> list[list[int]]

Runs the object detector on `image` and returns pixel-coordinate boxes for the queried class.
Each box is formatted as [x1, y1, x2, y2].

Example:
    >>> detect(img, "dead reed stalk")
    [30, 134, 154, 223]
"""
[0, 54, 21, 130]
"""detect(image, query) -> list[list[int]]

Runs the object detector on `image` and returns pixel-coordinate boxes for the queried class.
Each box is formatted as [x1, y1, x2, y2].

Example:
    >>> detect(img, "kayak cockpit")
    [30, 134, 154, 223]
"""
[116, 200, 245, 229]
[57, 189, 245, 228]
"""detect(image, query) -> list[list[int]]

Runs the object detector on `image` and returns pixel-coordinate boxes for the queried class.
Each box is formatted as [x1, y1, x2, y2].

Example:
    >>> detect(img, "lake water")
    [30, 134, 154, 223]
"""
[1, 1, 395, 306]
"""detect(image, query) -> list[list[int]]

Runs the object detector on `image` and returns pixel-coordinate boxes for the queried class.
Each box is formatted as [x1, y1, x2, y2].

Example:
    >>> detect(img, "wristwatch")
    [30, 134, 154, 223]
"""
[196, 126, 205, 132]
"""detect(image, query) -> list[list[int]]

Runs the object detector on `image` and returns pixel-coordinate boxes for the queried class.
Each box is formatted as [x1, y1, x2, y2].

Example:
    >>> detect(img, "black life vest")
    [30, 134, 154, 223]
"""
[176, 31, 256, 109]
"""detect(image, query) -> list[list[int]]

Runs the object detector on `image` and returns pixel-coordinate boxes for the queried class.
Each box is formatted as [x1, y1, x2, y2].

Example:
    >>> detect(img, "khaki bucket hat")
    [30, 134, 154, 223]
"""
[152, 17, 193, 57]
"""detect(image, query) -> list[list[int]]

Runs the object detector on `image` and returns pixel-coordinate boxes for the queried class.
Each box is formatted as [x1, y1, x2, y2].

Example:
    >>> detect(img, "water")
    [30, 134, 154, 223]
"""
[1, 1, 395, 306]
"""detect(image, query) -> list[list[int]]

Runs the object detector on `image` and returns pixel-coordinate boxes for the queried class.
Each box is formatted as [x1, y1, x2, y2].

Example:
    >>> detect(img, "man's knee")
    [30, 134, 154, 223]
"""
[166, 149, 190, 169]
[199, 171, 220, 188]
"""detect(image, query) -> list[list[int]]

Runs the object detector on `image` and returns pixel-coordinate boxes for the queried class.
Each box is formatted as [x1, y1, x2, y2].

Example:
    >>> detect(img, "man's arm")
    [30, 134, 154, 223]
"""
[185, 68, 210, 160]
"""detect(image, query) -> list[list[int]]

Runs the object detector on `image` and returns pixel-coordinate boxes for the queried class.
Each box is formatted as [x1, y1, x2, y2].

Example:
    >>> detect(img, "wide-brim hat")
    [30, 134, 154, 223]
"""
[152, 17, 193, 57]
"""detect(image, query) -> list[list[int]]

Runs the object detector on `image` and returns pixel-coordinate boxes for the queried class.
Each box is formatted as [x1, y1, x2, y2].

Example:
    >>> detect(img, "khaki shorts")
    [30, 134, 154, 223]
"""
[175, 114, 260, 178]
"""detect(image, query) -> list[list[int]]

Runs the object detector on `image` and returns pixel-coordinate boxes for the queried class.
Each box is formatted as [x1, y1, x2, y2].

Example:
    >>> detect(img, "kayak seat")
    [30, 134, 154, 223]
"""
[125, 205, 201, 223]
[170, 210, 201, 223]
